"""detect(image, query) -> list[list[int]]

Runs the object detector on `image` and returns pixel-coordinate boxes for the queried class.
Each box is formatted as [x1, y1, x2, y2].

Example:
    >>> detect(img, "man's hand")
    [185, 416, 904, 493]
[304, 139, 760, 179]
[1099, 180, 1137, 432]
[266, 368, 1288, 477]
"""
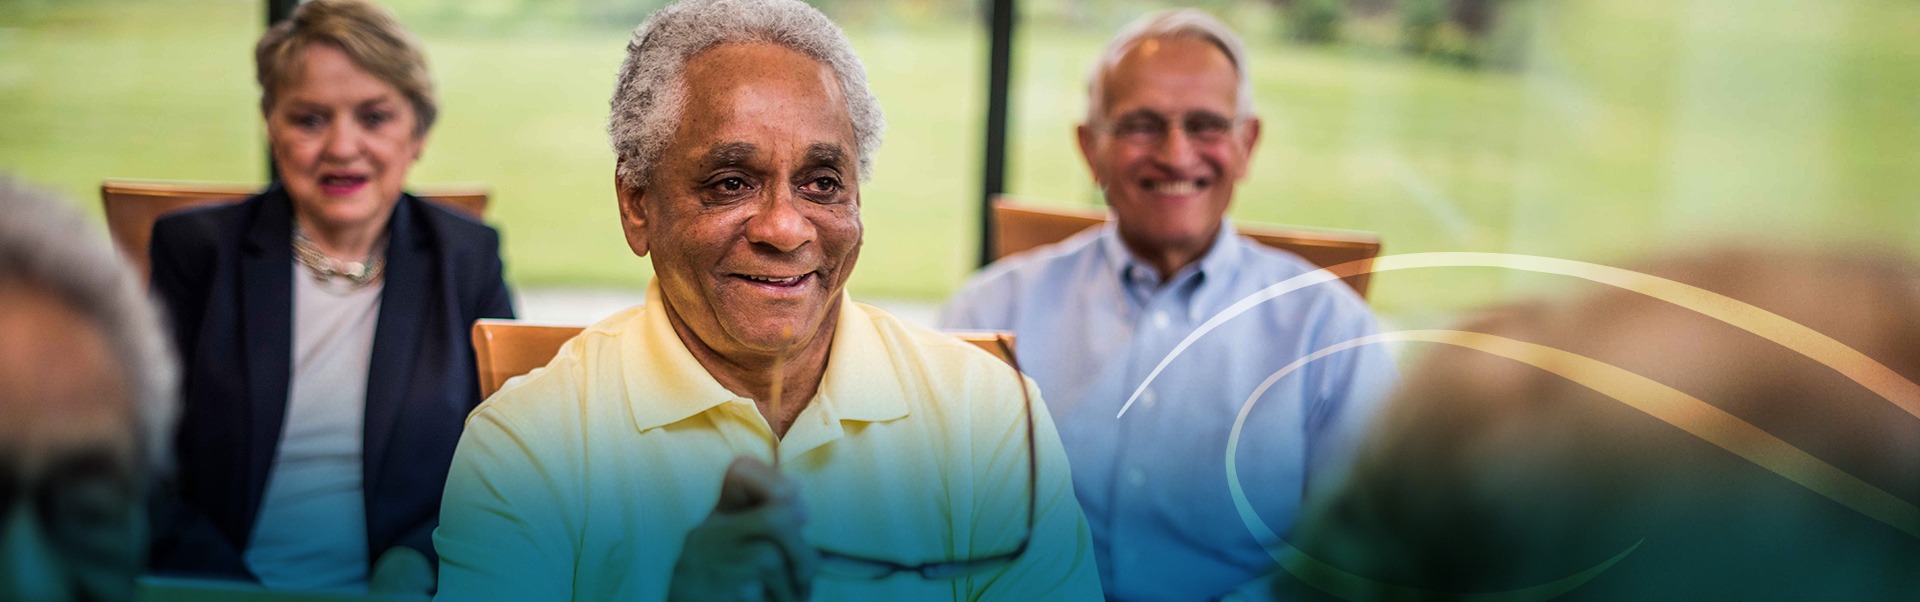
[668, 456, 818, 602]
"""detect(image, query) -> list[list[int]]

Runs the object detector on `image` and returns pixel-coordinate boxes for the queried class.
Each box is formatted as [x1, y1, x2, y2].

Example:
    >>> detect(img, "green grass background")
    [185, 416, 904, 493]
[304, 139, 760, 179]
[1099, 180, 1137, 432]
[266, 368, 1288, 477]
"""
[3, 0, 1916, 322]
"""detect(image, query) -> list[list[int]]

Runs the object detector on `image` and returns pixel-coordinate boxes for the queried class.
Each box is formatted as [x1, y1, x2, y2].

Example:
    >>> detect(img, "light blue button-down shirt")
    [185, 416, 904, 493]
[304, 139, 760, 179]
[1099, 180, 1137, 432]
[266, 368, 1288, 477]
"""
[942, 221, 1398, 602]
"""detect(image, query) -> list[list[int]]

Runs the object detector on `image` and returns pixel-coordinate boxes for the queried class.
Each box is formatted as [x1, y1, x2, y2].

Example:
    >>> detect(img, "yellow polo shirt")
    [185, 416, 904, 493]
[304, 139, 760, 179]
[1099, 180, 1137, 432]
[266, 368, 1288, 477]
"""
[434, 284, 1102, 601]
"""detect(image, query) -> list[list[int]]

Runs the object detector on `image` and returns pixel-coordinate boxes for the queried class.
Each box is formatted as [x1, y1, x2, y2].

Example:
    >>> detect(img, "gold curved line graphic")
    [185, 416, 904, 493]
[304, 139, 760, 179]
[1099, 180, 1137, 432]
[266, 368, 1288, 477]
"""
[1120, 252, 1920, 425]
[1227, 333, 1636, 602]
[1227, 330, 1920, 600]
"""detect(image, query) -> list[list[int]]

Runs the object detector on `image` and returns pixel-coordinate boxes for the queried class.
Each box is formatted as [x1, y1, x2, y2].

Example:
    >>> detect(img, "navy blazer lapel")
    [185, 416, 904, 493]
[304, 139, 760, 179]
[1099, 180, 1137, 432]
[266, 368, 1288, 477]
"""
[238, 189, 295, 524]
[364, 197, 430, 490]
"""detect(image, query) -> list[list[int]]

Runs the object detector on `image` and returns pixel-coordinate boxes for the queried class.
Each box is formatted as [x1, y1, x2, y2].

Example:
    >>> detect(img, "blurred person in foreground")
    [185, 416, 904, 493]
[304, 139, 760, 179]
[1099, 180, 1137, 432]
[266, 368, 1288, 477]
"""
[942, 9, 1397, 601]
[430, 0, 1099, 599]
[0, 176, 180, 602]
[145, 0, 513, 593]
[1281, 249, 1920, 600]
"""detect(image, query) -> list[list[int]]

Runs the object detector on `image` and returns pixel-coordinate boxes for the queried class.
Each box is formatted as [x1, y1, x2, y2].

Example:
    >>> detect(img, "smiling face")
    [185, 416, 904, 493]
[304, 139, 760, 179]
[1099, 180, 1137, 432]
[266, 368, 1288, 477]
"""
[618, 42, 863, 362]
[1078, 36, 1259, 271]
[267, 43, 423, 242]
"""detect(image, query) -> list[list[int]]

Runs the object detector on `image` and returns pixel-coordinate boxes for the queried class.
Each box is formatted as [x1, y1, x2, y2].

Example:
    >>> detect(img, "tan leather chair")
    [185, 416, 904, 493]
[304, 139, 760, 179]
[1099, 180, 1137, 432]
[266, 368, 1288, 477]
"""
[471, 320, 587, 399]
[472, 319, 1017, 399]
[101, 179, 488, 279]
[990, 196, 1382, 299]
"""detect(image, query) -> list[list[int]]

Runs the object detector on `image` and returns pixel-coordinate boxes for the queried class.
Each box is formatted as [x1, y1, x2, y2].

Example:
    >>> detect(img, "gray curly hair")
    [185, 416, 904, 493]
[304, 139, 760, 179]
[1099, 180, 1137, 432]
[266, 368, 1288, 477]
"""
[1086, 8, 1255, 123]
[0, 176, 180, 477]
[609, 0, 886, 189]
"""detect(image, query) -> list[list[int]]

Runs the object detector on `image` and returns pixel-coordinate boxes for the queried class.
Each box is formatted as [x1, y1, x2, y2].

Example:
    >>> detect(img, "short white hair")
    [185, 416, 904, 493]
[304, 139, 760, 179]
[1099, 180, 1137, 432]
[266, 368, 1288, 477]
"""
[1085, 8, 1255, 123]
[609, 0, 885, 188]
[0, 175, 180, 477]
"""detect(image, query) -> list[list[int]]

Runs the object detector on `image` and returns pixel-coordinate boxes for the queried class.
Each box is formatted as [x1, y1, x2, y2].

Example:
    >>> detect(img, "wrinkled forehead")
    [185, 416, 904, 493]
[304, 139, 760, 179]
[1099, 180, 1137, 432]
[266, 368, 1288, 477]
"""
[667, 42, 858, 163]
[0, 288, 137, 471]
[684, 42, 843, 89]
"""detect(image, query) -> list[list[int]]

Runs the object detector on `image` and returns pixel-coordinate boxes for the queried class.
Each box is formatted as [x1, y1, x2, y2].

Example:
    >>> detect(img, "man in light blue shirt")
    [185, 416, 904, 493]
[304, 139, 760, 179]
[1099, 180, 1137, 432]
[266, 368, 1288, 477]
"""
[941, 9, 1398, 601]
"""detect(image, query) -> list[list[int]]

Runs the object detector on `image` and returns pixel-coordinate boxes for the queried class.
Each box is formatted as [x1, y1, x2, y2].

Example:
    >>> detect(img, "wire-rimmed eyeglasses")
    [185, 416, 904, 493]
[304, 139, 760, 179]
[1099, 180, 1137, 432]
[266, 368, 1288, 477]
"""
[1098, 108, 1242, 147]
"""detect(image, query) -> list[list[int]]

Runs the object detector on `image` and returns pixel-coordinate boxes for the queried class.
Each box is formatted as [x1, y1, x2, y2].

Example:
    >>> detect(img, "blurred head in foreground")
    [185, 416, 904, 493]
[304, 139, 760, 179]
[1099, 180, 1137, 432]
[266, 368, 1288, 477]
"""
[0, 177, 178, 601]
[1283, 249, 1920, 600]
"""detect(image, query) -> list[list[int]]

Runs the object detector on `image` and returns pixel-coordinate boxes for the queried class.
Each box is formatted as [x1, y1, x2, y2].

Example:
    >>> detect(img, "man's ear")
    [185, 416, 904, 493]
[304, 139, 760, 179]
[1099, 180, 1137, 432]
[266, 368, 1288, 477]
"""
[1234, 116, 1262, 180]
[1075, 123, 1102, 188]
[615, 171, 649, 258]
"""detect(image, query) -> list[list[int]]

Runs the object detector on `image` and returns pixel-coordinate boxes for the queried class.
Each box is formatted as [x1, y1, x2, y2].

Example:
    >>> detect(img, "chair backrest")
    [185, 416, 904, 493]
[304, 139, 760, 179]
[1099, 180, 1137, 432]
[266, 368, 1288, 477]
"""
[101, 179, 488, 279]
[471, 319, 1016, 399]
[991, 196, 1383, 299]
[471, 320, 585, 400]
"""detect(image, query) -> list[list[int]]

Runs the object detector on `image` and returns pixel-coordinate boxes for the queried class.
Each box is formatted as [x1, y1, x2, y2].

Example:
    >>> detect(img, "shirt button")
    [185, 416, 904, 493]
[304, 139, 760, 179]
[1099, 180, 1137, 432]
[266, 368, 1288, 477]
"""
[1126, 468, 1147, 487]
[1141, 388, 1158, 408]
[1152, 311, 1171, 329]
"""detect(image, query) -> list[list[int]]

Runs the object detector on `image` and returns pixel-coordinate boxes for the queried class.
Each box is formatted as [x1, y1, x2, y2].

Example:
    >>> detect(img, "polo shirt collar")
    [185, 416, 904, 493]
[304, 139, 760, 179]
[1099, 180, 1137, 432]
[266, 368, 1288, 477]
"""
[779, 298, 913, 460]
[624, 283, 737, 434]
[624, 283, 911, 456]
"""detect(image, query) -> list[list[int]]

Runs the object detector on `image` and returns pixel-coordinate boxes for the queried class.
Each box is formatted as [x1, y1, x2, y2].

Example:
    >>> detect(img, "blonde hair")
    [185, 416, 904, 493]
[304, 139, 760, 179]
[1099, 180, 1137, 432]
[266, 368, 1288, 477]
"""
[255, 0, 436, 136]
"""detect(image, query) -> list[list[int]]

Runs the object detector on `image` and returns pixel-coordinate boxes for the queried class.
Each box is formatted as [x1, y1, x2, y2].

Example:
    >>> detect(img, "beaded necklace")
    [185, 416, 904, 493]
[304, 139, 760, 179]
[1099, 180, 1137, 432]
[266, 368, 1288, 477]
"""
[292, 226, 386, 287]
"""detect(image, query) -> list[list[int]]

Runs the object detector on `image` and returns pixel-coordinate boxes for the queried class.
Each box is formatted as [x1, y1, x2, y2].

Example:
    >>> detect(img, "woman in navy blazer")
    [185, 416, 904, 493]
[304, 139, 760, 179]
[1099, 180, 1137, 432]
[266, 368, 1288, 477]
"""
[146, 0, 511, 592]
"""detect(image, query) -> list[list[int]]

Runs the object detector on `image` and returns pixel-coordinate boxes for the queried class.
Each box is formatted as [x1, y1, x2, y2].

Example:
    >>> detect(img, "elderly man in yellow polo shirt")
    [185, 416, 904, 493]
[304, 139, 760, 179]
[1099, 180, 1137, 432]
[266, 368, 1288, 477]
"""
[430, 0, 1101, 600]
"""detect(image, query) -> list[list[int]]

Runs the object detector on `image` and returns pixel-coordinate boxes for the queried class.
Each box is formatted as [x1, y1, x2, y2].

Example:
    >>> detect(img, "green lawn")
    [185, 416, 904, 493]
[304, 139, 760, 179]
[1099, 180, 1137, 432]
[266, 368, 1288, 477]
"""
[4, 0, 1917, 321]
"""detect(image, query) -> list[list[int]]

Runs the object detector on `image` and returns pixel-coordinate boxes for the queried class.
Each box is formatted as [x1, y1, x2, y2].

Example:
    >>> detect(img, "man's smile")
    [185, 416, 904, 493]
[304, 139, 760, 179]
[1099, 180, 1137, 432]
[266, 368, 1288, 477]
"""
[1139, 176, 1212, 198]
[729, 271, 818, 293]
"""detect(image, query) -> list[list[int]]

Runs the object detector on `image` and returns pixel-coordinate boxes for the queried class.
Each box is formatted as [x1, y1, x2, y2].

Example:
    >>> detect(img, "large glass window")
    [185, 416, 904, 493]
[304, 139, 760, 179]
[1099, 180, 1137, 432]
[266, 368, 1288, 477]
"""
[0, 0, 985, 303]
[383, 0, 988, 297]
[4, 0, 1916, 321]
[0, 0, 264, 200]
